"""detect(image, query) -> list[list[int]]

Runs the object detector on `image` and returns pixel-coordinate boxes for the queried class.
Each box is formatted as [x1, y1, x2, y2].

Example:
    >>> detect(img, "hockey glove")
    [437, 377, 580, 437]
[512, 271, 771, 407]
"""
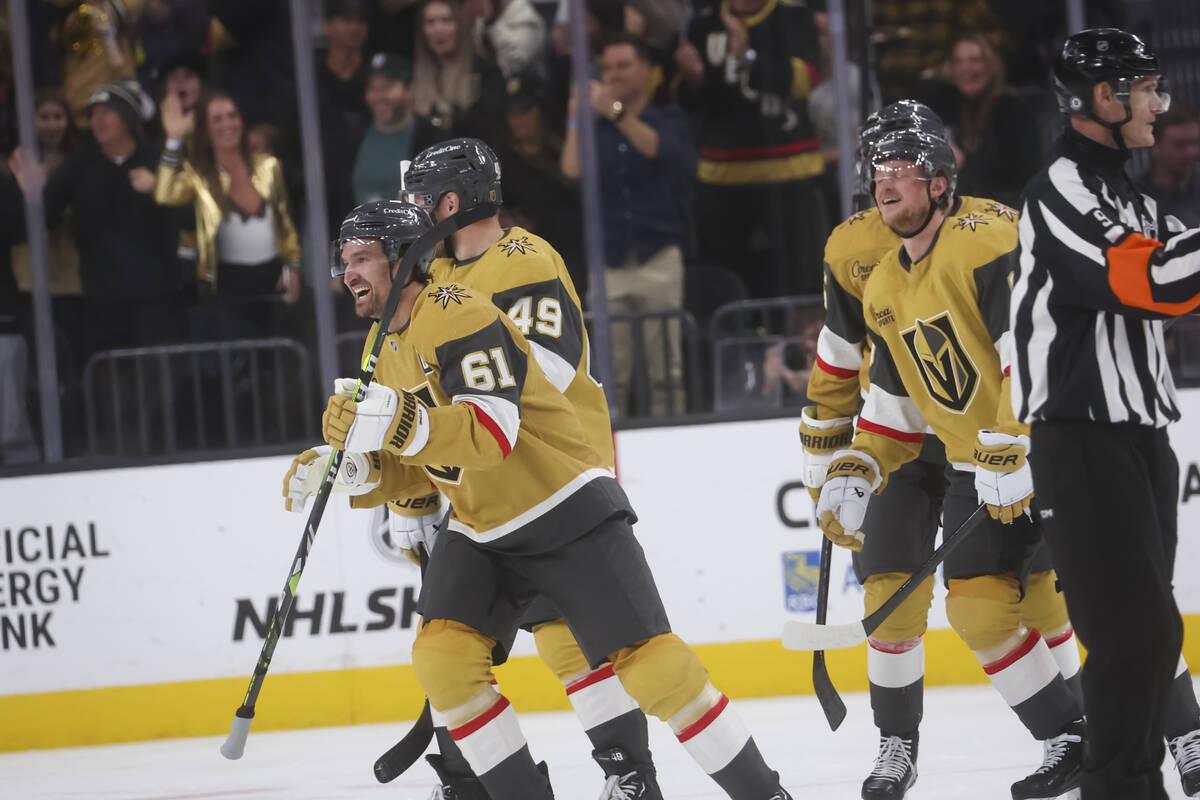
[799, 405, 855, 503]
[815, 450, 882, 552]
[388, 506, 444, 557]
[282, 445, 382, 512]
[322, 378, 430, 455]
[972, 430, 1034, 524]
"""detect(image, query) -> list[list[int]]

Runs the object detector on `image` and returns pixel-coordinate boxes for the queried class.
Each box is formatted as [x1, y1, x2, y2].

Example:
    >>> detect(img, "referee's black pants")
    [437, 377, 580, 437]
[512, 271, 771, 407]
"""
[1030, 421, 1183, 800]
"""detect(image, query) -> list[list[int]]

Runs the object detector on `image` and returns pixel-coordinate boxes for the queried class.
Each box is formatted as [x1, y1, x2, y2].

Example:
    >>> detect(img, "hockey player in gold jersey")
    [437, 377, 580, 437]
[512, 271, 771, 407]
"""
[813, 122, 1087, 800]
[404, 137, 655, 798]
[801, 102, 1082, 800]
[298, 198, 793, 800]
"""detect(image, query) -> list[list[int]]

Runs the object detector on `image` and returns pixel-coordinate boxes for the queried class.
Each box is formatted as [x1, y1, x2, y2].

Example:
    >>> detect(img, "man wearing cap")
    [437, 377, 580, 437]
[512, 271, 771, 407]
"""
[6, 78, 179, 360]
[352, 52, 440, 205]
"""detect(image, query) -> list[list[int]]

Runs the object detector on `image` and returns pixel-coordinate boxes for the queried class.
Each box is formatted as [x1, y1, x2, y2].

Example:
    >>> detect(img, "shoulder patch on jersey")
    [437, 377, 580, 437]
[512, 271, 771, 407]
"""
[874, 307, 895, 326]
[498, 235, 537, 257]
[846, 211, 869, 225]
[428, 284, 472, 308]
[850, 259, 876, 282]
[954, 213, 989, 231]
[986, 201, 1018, 222]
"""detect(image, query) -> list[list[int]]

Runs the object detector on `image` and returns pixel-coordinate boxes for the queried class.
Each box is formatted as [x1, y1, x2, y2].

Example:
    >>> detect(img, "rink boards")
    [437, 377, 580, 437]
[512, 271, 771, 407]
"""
[3, 391, 1200, 750]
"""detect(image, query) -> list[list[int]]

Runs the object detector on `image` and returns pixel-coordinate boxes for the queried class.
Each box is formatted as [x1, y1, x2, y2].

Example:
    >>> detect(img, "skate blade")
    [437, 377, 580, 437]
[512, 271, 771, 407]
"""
[1021, 790, 1080, 800]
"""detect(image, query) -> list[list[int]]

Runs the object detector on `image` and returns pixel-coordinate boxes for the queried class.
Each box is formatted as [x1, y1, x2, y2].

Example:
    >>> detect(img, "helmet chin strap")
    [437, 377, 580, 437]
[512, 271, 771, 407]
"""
[1085, 85, 1135, 151]
[886, 182, 940, 239]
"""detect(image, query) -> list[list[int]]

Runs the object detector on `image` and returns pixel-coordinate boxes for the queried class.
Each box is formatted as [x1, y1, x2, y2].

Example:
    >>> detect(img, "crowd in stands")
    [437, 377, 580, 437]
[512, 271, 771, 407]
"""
[1, 0, 1198, 463]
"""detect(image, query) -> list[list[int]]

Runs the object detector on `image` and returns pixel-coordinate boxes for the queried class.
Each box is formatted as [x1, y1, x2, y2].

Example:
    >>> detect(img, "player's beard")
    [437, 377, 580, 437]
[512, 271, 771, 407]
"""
[882, 197, 935, 239]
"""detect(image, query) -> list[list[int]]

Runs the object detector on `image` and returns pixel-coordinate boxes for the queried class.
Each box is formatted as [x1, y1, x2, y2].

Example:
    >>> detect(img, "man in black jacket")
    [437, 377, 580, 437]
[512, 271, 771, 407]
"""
[9, 79, 180, 360]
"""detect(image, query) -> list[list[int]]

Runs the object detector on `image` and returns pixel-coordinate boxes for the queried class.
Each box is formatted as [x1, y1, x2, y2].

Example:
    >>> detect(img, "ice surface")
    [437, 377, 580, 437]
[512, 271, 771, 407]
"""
[1, 684, 1192, 799]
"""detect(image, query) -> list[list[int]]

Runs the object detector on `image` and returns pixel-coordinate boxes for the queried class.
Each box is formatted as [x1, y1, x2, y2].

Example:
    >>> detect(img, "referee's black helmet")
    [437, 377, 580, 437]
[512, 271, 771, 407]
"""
[1054, 28, 1164, 115]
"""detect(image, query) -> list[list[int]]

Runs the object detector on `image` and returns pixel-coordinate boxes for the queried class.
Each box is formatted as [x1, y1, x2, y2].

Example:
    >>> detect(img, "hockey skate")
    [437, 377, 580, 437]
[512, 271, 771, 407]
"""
[1010, 719, 1084, 800]
[1169, 729, 1200, 797]
[426, 754, 490, 800]
[593, 746, 663, 800]
[861, 731, 917, 799]
[425, 754, 554, 799]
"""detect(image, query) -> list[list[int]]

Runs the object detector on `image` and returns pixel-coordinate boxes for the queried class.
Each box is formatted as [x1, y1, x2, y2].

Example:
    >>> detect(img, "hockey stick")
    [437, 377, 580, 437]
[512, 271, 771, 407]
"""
[811, 535, 847, 730]
[221, 205, 493, 761]
[374, 542, 436, 782]
[374, 700, 434, 782]
[782, 502, 987, 652]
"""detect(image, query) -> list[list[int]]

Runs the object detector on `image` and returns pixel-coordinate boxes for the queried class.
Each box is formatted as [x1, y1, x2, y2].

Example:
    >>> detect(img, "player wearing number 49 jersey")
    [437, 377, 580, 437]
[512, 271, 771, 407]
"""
[403, 139, 660, 800]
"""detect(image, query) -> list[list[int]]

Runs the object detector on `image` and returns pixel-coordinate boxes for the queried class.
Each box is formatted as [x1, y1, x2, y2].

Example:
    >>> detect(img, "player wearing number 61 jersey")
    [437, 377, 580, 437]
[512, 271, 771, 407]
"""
[321, 198, 794, 800]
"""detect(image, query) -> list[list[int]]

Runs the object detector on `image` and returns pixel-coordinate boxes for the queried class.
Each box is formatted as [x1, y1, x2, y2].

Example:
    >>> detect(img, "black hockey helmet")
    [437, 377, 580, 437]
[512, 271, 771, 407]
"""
[330, 199, 434, 279]
[1054, 28, 1165, 116]
[857, 100, 947, 198]
[401, 137, 503, 214]
[869, 127, 958, 209]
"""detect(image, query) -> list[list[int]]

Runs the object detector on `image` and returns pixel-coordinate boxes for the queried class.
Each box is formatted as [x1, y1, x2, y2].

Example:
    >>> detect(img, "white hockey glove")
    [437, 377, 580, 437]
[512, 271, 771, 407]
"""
[815, 450, 882, 552]
[322, 378, 430, 455]
[972, 430, 1034, 525]
[282, 445, 381, 513]
[367, 505, 444, 566]
[388, 507, 443, 558]
[799, 405, 855, 503]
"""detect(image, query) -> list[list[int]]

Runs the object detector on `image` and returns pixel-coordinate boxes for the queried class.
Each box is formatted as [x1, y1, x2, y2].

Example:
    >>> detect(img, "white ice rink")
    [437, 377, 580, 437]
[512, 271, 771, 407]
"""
[3, 683, 1194, 800]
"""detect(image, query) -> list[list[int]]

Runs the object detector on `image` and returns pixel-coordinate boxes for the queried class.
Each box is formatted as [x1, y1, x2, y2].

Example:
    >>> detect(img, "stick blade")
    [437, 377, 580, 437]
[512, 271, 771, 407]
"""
[782, 619, 868, 652]
[220, 713, 253, 760]
[374, 701, 435, 783]
[812, 652, 847, 731]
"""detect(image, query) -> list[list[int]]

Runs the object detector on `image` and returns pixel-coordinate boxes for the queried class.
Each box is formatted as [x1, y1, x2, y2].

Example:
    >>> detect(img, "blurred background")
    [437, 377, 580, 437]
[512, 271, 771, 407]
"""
[2, 0, 1199, 473]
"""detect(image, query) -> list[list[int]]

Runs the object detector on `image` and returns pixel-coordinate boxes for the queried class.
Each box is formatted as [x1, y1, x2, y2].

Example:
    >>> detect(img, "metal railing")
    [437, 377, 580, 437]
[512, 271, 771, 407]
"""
[82, 338, 316, 458]
[37, 297, 1200, 472]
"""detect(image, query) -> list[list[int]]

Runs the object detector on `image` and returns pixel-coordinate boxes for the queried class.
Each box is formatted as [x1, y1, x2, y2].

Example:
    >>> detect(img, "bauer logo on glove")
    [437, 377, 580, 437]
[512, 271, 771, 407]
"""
[972, 429, 1034, 525]
[815, 450, 882, 552]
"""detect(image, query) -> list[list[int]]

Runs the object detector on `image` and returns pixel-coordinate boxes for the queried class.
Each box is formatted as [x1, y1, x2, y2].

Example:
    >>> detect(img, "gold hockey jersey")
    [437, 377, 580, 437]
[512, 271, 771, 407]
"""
[429, 227, 614, 469]
[809, 197, 1002, 420]
[852, 198, 1026, 481]
[350, 283, 629, 551]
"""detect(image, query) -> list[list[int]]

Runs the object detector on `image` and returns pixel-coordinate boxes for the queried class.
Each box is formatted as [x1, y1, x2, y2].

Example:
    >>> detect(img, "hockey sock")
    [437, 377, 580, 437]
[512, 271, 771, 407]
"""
[671, 684, 781, 799]
[979, 628, 1081, 740]
[564, 663, 652, 760]
[1165, 657, 1200, 739]
[443, 689, 551, 800]
[867, 635, 925, 736]
[1043, 624, 1083, 705]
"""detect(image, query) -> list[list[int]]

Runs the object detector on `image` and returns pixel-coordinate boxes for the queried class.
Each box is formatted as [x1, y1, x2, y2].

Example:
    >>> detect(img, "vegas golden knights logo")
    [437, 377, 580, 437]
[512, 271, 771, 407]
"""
[900, 312, 979, 413]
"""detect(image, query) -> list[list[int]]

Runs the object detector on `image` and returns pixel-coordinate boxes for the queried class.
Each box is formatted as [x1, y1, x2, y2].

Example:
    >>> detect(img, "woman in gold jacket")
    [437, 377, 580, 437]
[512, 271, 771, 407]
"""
[154, 89, 302, 339]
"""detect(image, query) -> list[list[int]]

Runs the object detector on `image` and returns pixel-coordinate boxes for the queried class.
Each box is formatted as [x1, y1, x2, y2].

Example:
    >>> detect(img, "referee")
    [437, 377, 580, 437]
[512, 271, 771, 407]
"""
[1011, 29, 1200, 800]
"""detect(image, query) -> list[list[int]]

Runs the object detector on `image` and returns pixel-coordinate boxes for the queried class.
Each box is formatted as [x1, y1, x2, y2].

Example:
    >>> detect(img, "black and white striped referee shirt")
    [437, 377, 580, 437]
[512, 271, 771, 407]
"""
[1011, 128, 1200, 427]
